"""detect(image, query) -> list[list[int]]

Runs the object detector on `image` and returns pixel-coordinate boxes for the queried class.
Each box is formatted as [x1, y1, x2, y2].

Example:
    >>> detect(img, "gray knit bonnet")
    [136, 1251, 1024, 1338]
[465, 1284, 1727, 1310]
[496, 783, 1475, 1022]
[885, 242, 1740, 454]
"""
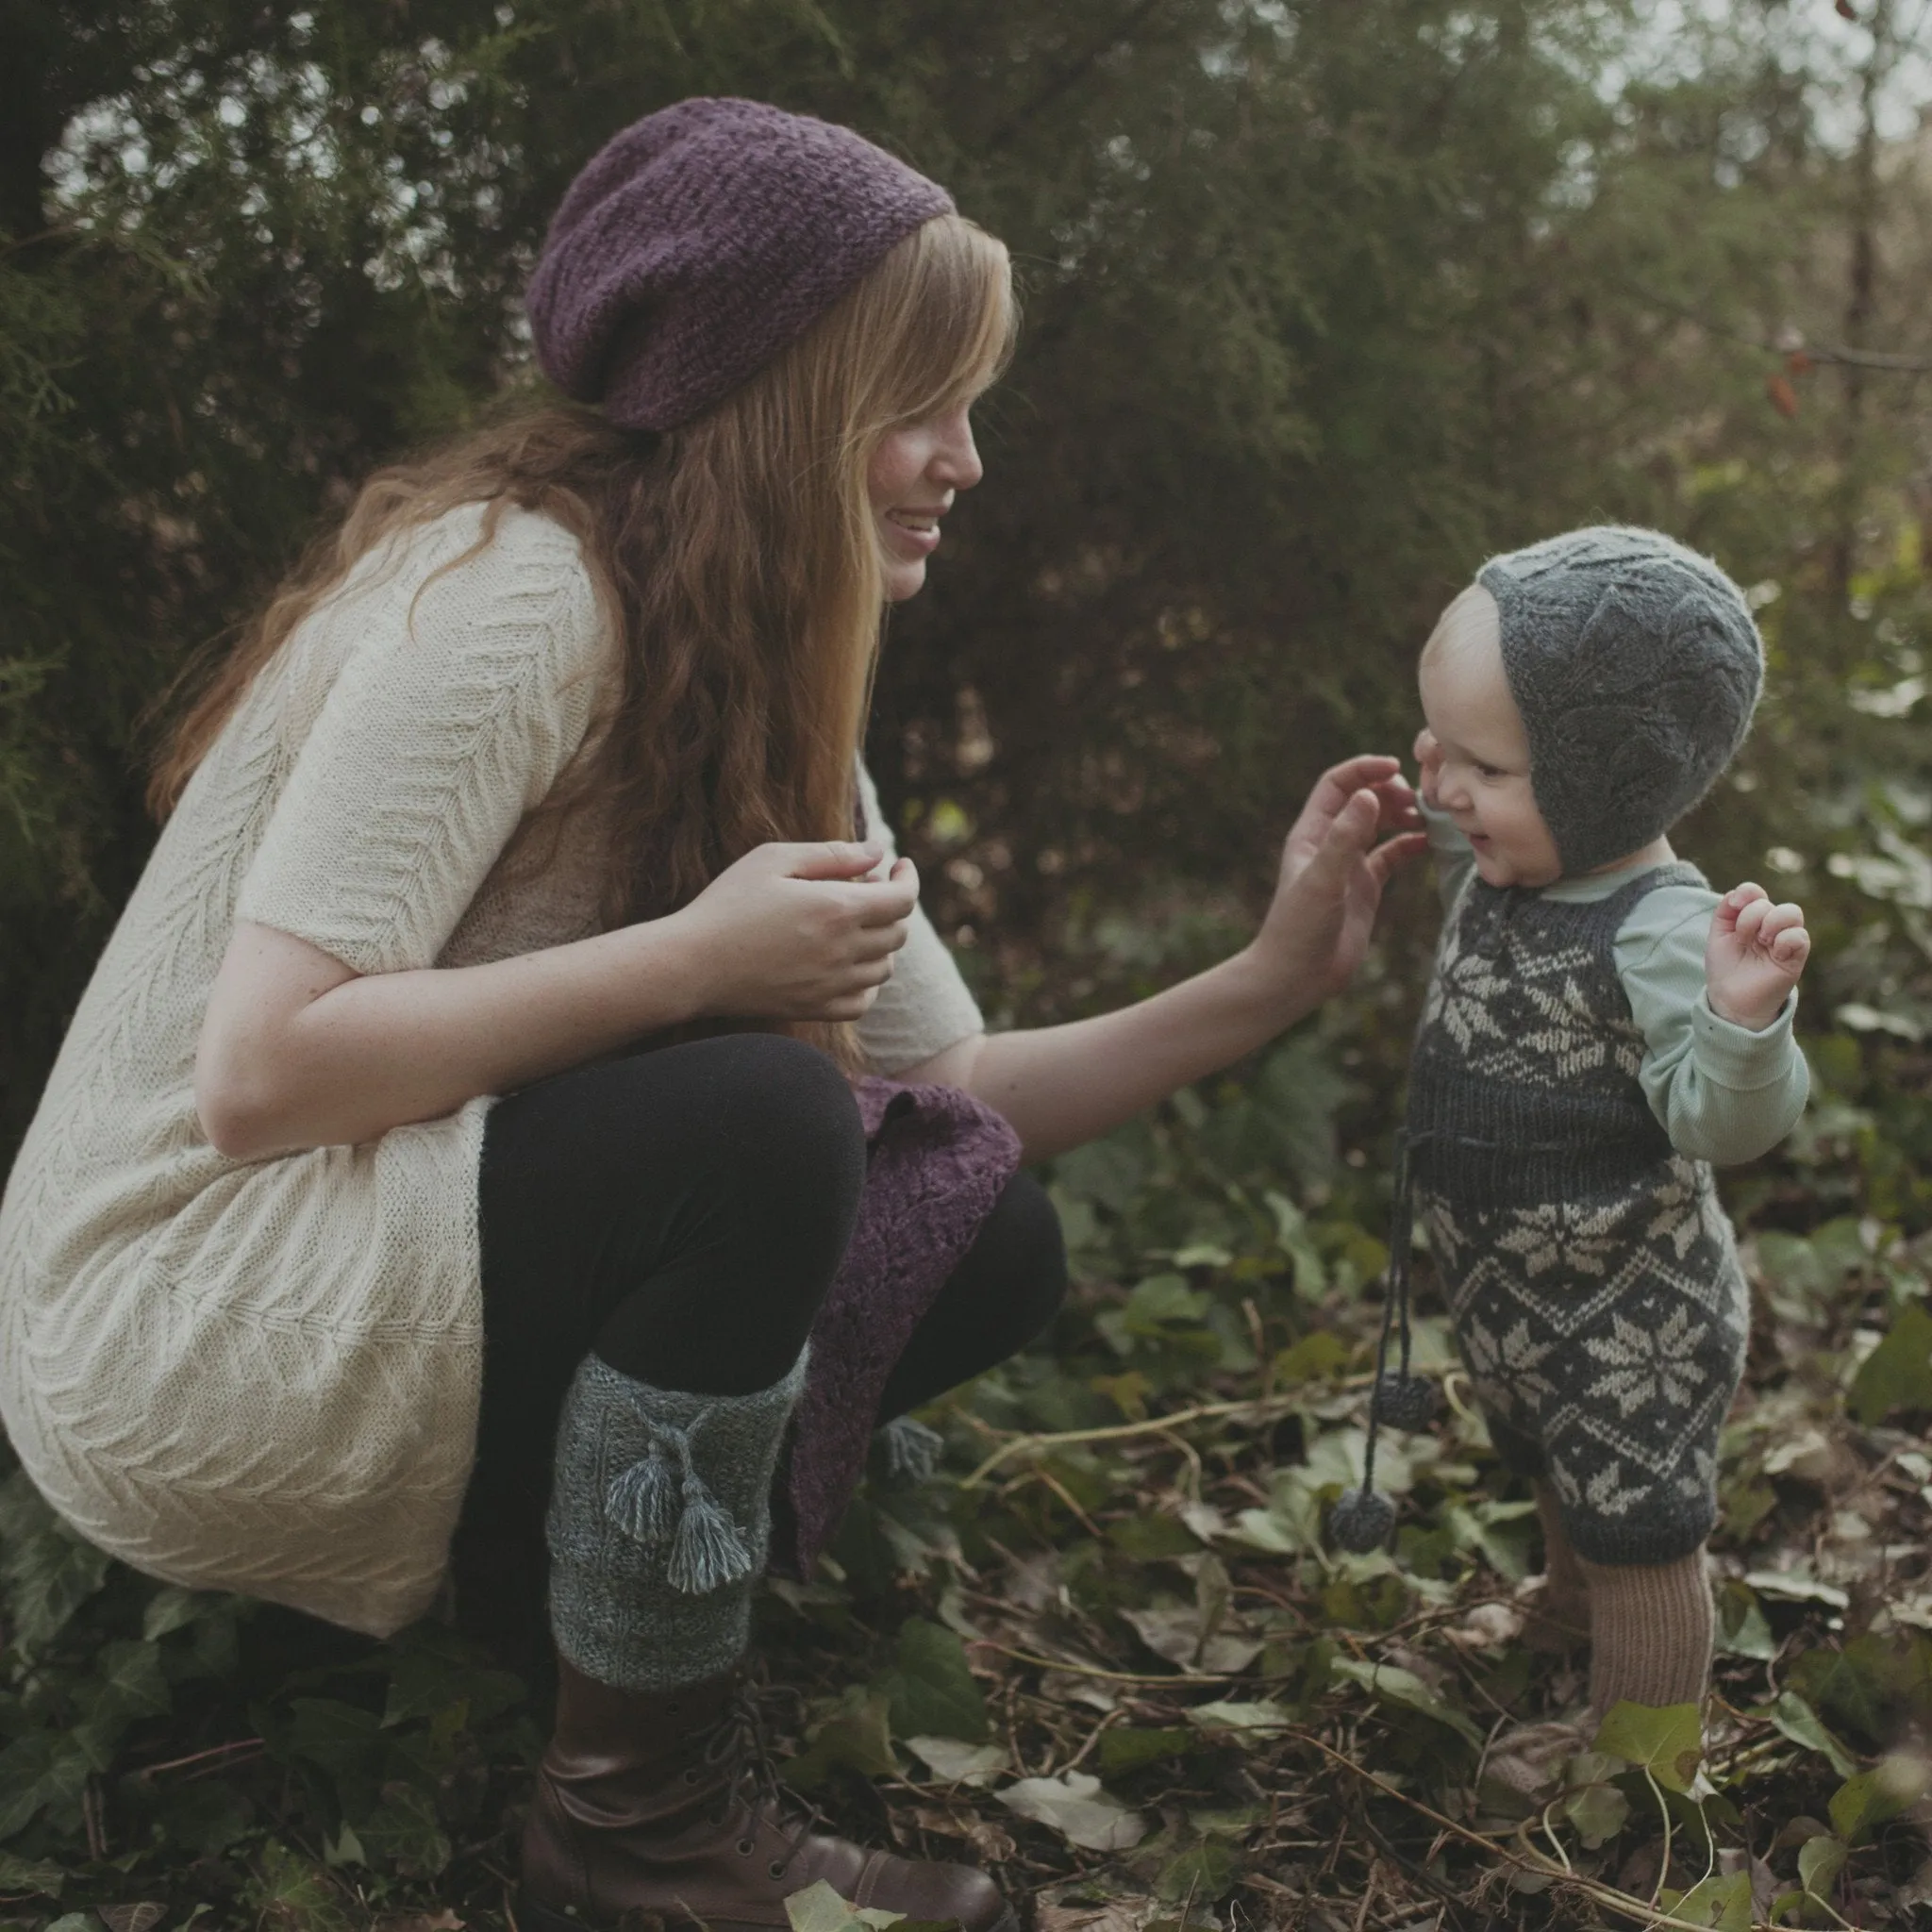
[1477, 525, 1764, 874]
[526, 98, 955, 431]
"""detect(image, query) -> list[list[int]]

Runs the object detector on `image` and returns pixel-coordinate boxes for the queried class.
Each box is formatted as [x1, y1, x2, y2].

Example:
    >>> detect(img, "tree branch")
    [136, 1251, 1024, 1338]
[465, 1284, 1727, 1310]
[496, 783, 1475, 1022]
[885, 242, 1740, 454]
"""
[1627, 284, 1932, 374]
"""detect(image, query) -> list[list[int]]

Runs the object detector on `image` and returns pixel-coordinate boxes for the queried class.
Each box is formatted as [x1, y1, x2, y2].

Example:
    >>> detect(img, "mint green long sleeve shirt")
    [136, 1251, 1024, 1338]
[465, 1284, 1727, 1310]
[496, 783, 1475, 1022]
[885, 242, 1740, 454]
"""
[1422, 804, 1808, 1164]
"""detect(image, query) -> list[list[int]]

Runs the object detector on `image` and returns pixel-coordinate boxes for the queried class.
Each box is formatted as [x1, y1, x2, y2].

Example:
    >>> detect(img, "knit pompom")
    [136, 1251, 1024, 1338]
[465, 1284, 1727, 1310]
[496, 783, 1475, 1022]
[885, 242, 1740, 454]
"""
[606, 1444, 678, 1546]
[666, 1483, 755, 1595]
[878, 1415, 945, 1486]
[1330, 1487, 1397, 1554]
[1371, 1374, 1441, 1431]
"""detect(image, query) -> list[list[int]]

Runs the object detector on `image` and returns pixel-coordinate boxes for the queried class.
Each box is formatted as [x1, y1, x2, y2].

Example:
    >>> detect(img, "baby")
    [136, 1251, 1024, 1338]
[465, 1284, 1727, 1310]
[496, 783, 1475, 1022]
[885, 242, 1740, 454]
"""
[1356, 527, 1810, 1792]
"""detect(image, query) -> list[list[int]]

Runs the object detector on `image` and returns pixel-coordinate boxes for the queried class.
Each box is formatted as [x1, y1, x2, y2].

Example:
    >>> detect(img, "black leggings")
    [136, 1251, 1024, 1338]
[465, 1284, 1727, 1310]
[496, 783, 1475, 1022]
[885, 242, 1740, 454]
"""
[453, 1034, 1067, 1663]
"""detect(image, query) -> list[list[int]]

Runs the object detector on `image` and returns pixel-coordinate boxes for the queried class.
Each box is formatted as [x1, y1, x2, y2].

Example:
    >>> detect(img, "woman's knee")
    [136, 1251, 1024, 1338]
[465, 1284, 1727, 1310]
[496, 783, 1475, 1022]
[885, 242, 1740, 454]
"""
[967, 1174, 1069, 1347]
[675, 1032, 867, 1225]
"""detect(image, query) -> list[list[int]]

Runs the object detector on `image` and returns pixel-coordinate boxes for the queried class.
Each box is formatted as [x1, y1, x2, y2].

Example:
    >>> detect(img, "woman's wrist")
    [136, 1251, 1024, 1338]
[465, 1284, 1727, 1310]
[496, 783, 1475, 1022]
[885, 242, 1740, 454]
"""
[1224, 940, 1319, 1041]
[620, 909, 716, 1030]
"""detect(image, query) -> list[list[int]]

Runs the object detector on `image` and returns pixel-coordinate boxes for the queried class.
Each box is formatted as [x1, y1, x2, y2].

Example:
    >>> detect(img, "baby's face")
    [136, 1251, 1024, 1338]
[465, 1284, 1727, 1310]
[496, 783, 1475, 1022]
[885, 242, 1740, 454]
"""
[1417, 608, 1562, 889]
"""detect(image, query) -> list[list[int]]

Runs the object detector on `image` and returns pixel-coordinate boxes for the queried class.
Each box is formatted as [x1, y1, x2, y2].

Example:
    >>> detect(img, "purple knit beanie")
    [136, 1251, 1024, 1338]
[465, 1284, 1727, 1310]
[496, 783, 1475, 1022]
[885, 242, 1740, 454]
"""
[525, 98, 956, 431]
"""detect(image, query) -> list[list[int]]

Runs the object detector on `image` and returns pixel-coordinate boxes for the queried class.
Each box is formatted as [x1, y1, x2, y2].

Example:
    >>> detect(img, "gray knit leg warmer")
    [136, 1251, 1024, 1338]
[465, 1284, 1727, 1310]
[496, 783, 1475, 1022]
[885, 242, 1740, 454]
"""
[545, 1350, 807, 1692]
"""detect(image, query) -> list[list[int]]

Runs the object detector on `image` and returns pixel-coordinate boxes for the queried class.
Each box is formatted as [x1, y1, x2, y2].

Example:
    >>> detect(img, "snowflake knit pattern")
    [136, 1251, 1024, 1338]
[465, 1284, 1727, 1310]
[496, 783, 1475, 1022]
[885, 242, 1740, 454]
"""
[1408, 866, 1748, 1565]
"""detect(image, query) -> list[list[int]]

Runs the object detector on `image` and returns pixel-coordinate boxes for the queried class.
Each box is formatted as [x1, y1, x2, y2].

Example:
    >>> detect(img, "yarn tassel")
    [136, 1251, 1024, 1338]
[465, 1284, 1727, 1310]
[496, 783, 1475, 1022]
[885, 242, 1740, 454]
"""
[604, 1410, 754, 1592]
[878, 1414, 945, 1486]
[607, 1439, 679, 1547]
[666, 1474, 754, 1595]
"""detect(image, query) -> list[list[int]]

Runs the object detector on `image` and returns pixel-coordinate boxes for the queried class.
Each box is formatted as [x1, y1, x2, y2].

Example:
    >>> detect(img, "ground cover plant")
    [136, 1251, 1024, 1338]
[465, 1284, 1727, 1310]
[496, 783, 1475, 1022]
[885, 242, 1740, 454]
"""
[5, 976, 1932, 1930]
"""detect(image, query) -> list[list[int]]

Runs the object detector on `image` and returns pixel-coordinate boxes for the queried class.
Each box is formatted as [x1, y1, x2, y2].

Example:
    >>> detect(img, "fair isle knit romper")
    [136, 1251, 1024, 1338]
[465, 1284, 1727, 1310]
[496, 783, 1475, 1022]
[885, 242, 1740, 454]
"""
[1407, 862, 1748, 1565]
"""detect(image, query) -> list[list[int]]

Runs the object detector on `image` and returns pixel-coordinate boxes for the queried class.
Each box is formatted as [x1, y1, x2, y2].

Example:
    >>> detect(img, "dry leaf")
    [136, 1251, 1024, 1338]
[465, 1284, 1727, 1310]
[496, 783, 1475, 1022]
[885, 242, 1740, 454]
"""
[1040, 1671, 1118, 1713]
[1444, 1601, 1524, 1650]
[100, 1907, 165, 1932]
[1036, 1901, 1152, 1932]
[998, 1771, 1147, 1851]
[903, 1736, 1009, 1786]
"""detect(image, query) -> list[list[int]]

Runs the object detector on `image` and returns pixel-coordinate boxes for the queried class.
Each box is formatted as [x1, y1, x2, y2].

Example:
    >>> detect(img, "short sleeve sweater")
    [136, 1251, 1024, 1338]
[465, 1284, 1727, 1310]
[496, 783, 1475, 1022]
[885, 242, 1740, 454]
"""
[0, 505, 985, 1637]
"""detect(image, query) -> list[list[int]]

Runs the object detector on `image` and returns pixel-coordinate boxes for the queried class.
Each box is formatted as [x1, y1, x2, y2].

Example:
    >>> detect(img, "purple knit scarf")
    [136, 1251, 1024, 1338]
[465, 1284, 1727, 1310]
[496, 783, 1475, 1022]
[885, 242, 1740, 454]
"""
[768, 1076, 1021, 1578]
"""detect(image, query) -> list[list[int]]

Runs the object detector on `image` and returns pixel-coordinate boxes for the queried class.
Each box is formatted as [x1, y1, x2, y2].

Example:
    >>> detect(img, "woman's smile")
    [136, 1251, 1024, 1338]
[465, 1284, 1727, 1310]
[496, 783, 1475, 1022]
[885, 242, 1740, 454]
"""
[869, 402, 982, 600]
[883, 503, 947, 557]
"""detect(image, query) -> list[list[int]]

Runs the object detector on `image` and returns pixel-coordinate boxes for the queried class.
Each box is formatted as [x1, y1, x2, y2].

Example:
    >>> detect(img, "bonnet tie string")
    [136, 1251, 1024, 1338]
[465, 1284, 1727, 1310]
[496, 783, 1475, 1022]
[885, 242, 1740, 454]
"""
[607, 1409, 755, 1595]
[1331, 1128, 1440, 1554]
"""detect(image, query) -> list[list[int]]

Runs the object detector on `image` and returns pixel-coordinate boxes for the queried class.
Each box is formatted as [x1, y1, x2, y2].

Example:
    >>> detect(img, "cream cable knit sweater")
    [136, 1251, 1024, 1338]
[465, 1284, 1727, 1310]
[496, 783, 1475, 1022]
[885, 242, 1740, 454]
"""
[0, 505, 984, 1636]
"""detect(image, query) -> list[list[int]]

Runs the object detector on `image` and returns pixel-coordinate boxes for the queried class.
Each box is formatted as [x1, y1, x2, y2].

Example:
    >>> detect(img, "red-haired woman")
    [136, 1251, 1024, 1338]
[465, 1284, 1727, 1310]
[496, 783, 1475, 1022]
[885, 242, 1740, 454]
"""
[0, 101, 1421, 1932]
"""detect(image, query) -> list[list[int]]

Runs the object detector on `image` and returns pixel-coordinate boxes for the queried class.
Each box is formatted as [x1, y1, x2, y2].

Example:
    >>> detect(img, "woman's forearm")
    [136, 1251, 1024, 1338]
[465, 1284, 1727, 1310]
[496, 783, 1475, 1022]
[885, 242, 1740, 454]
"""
[907, 946, 1309, 1160]
[197, 919, 708, 1158]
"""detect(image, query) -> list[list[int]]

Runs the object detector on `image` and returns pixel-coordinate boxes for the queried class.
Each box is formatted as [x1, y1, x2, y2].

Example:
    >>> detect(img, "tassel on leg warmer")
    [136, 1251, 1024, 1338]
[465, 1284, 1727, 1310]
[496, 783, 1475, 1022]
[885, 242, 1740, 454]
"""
[875, 1414, 945, 1487]
[545, 1351, 807, 1693]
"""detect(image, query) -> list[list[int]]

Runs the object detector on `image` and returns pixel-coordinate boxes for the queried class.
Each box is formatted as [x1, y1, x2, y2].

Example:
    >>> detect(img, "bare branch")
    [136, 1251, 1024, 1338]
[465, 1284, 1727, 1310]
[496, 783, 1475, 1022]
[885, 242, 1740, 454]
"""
[1627, 284, 1932, 374]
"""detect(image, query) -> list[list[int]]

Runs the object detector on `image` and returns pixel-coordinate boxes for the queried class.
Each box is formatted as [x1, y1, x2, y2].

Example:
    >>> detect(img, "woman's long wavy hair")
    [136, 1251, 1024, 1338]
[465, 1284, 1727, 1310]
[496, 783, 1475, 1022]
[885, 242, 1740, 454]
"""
[153, 213, 1014, 1067]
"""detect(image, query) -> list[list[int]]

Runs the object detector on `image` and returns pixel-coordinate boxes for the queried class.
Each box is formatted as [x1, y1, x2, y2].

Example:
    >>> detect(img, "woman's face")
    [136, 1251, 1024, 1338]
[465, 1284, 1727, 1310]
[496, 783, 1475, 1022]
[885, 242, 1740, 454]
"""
[868, 400, 984, 603]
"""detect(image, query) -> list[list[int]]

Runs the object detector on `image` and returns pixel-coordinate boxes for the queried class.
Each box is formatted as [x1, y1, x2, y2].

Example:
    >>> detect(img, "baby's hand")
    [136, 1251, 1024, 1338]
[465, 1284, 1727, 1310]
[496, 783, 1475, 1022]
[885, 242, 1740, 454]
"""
[1412, 726, 1444, 809]
[1706, 883, 1809, 1031]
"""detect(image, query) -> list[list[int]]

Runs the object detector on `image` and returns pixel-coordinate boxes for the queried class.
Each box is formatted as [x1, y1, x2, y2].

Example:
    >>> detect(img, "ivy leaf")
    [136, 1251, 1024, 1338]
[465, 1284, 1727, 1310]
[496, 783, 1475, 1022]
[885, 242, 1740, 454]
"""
[99, 1904, 165, 1932]
[0, 1474, 110, 1650]
[1741, 1567, 1848, 1610]
[1713, 1581, 1776, 1661]
[1185, 1700, 1293, 1740]
[1663, 1870, 1751, 1930]
[1329, 1658, 1481, 1747]
[1052, 1139, 1145, 1213]
[783, 1878, 914, 1932]
[285, 1698, 383, 1781]
[382, 1637, 524, 1730]
[1829, 1754, 1932, 1845]
[1798, 1834, 1849, 1900]
[0, 1850, 65, 1898]
[1272, 1330, 1350, 1385]
[354, 1781, 452, 1879]
[877, 1620, 987, 1744]
[1789, 1634, 1932, 1743]
[242, 1840, 352, 1932]
[1764, 1691, 1860, 1777]
[1108, 1515, 1199, 1561]
[142, 1588, 220, 1641]
[1560, 1753, 1630, 1848]
[1100, 1728, 1201, 1774]
[1592, 1700, 1703, 1793]
[1153, 1839, 1239, 1904]
[1849, 1300, 1932, 1424]
[902, 1737, 1008, 1787]
[72, 1639, 172, 1770]
[0, 1727, 92, 1839]
[786, 1688, 897, 1792]
[997, 1772, 1146, 1851]
[154, 1776, 255, 1857]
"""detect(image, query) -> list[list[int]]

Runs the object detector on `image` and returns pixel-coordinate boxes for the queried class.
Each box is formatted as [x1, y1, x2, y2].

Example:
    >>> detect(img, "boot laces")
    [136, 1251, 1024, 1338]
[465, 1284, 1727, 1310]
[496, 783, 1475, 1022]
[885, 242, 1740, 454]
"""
[698, 1685, 825, 1881]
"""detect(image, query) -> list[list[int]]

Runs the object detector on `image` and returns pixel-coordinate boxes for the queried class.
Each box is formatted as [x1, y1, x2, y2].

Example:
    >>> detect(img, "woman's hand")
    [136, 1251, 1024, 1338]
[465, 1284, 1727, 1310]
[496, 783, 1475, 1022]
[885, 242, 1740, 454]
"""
[673, 841, 918, 1023]
[1706, 882, 1809, 1031]
[1412, 726, 1444, 810]
[1249, 755, 1427, 1010]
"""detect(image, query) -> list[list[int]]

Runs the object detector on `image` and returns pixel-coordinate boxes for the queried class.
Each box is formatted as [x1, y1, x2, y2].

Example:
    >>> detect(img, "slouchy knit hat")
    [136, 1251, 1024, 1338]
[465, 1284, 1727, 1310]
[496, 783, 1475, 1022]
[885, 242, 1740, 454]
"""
[525, 98, 955, 431]
[1477, 526, 1763, 874]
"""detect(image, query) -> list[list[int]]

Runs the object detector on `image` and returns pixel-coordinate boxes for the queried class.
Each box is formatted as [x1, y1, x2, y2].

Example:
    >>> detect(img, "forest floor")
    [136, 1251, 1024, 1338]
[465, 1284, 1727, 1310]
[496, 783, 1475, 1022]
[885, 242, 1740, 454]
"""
[3, 1031, 1930, 1932]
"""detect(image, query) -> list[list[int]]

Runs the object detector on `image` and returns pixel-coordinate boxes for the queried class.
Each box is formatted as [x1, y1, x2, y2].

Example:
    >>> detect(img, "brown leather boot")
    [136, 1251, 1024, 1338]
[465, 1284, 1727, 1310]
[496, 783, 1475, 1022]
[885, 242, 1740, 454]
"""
[520, 1658, 1017, 1932]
